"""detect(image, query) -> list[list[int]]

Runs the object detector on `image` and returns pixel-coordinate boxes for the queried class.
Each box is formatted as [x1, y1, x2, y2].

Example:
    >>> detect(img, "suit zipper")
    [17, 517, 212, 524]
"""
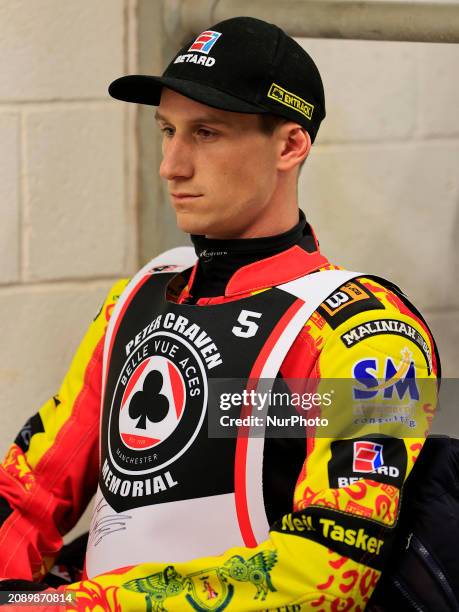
[410, 533, 459, 611]
[391, 574, 425, 612]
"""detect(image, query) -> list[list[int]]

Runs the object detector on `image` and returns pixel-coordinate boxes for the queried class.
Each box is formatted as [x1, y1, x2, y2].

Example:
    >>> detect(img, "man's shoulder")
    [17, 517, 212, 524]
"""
[302, 271, 438, 377]
[92, 278, 131, 326]
[314, 273, 416, 332]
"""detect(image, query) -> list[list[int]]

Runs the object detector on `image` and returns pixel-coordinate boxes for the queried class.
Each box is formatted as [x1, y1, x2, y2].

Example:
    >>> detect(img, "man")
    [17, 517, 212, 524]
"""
[0, 16, 439, 611]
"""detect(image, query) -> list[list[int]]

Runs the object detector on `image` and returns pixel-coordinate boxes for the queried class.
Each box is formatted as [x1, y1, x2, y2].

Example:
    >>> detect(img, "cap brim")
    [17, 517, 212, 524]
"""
[108, 75, 266, 114]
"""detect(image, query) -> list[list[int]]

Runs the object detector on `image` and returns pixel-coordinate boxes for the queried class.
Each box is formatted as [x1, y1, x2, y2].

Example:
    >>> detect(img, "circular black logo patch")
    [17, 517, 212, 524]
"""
[108, 331, 208, 476]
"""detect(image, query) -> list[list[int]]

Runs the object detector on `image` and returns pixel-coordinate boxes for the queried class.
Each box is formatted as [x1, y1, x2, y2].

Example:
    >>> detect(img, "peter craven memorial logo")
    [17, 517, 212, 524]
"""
[102, 312, 223, 511]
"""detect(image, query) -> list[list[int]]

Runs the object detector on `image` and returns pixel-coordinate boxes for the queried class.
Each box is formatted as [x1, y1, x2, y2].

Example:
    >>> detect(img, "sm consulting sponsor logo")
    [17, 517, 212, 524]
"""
[353, 347, 419, 401]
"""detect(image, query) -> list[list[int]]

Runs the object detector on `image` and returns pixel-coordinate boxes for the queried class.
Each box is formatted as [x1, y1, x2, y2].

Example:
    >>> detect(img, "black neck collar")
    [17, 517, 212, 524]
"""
[189, 210, 314, 300]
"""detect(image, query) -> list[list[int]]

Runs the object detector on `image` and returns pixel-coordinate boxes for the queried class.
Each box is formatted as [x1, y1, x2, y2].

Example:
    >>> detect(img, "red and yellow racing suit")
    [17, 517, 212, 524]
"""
[0, 239, 439, 611]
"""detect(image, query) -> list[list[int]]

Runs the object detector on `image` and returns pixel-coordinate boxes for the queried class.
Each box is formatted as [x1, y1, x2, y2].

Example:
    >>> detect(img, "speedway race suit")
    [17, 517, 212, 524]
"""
[0, 222, 439, 611]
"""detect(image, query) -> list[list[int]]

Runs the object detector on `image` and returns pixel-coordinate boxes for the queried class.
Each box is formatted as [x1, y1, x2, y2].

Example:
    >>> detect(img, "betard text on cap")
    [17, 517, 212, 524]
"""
[173, 54, 216, 67]
[173, 29, 222, 67]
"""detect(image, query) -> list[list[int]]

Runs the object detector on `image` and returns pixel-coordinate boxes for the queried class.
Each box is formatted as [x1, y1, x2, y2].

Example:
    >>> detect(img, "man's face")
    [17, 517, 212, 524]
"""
[156, 88, 283, 239]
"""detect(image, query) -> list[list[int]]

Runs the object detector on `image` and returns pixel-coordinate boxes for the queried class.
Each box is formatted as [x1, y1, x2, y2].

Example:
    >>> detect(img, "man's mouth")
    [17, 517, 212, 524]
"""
[170, 193, 202, 201]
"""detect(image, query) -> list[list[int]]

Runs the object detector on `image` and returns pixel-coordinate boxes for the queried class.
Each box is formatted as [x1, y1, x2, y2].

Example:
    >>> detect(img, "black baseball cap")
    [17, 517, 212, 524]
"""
[109, 16, 325, 143]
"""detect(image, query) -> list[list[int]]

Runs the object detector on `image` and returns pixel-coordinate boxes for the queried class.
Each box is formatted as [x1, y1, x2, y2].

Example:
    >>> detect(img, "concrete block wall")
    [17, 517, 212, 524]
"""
[299, 38, 459, 385]
[0, 0, 139, 535]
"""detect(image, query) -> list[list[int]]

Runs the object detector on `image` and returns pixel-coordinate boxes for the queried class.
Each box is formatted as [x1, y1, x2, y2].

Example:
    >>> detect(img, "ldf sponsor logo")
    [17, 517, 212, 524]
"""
[353, 347, 419, 400]
[318, 280, 384, 330]
[321, 281, 372, 315]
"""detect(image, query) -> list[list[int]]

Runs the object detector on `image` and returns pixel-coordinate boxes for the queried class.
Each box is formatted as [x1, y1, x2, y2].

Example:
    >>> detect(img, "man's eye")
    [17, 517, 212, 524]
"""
[160, 126, 174, 137]
[197, 128, 216, 139]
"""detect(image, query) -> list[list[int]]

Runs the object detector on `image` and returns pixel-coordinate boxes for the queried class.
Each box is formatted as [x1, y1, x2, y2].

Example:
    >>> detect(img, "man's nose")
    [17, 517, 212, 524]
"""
[159, 136, 193, 181]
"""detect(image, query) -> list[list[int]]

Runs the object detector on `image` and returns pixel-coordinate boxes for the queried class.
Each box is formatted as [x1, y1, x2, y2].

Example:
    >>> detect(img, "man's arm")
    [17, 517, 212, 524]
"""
[0, 280, 128, 582]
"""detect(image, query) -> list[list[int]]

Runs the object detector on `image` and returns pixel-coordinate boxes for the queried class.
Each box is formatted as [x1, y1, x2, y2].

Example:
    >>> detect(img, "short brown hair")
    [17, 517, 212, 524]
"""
[258, 114, 288, 135]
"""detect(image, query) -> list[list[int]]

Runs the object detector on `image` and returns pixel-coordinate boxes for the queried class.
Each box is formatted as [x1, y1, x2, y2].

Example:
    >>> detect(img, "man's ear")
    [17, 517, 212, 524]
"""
[277, 123, 311, 172]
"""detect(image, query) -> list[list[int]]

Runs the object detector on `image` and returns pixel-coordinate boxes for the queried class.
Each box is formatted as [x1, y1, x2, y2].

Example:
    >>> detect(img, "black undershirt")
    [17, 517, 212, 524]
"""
[188, 209, 316, 301]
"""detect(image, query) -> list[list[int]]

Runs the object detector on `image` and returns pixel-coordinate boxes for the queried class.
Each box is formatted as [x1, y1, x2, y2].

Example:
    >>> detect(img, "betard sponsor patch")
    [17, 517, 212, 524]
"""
[328, 436, 407, 489]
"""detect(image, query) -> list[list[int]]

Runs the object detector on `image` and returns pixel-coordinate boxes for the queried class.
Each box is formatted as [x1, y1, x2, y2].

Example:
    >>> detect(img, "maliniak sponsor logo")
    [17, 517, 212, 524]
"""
[341, 318, 432, 373]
